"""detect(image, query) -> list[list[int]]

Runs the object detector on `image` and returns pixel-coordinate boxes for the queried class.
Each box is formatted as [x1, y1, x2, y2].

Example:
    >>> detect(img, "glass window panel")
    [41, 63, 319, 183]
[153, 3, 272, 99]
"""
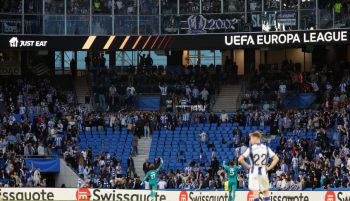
[24, 0, 43, 14]
[24, 15, 42, 34]
[334, 4, 349, 28]
[115, 15, 137, 35]
[300, 0, 315, 9]
[104, 53, 110, 68]
[67, 0, 89, 15]
[64, 51, 74, 69]
[200, 50, 215, 66]
[224, 0, 245, 13]
[248, 0, 262, 12]
[214, 50, 222, 65]
[0, 0, 22, 14]
[92, 0, 112, 14]
[139, 15, 159, 34]
[150, 51, 167, 66]
[319, 9, 333, 29]
[44, 0, 64, 14]
[116, 51, 123, 66]
[92, 15, 112, 35]
[188, 50, 199, 66]
[115, 0, 137, 15]
[264, 0, 280, 11]
[161, 15, 179, 34]
[140, 0, 159, 15]
[44, 15, 64, 34]
[67, 15, 90, 35]
[0, 14, 22, 34]
[116, 51, 137, 66]
[55, 51, 62, 70]
[77, 51, 87, 70]
[300, 9, 316, 30]
[180, 0, 200, 14]
[282, 0, 297, 10]
[161, 0, 177, 15]
[276, 11, 298, 30]
[202, 0, 221, 13]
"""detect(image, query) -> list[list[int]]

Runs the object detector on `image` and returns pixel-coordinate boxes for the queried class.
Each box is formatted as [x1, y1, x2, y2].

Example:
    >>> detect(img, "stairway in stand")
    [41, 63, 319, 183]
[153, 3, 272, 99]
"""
[213, 83, 242, 112]
[133, 137, 152, 178]
[74, 77, 90, 105]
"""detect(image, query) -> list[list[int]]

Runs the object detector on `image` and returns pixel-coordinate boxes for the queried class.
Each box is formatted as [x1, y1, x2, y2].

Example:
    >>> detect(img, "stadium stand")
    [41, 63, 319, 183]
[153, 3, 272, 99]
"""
[2, 1, 350, 198]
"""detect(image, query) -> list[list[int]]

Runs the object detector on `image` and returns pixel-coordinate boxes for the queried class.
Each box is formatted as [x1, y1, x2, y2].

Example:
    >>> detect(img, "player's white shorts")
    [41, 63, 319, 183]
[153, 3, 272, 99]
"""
[248, 174, 269, 191]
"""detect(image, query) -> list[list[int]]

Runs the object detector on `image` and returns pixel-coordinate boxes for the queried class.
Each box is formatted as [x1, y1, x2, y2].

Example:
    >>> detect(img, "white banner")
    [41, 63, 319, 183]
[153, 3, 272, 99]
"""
[0, 61, 21, 75]
[0, 188, 349, 201]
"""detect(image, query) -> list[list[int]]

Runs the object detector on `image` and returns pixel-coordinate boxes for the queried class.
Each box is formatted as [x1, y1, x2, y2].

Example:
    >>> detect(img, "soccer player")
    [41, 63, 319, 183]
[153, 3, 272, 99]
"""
[141, 158, 163, 201]
[223, 160, 242, 201]
[238, 131, 279, 201]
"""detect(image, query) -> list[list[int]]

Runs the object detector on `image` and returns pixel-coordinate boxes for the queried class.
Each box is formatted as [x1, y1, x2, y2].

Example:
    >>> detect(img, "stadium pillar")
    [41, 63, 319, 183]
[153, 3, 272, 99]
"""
[61, 51, 64, 75]
[109, 51, 116, 67]
[244, 49, 255, 75]
[48, 51, 55, 75]
[20, 51, 28, 75]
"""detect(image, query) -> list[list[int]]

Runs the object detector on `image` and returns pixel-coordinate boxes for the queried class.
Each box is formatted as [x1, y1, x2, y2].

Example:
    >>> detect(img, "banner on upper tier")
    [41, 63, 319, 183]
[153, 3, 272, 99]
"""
[0, 29, 349, 51]
[0, 188, 350, 201]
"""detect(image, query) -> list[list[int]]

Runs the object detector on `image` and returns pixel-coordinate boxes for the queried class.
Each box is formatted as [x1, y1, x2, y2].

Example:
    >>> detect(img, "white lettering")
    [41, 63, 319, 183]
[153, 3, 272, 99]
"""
[247, 35, 255, 45]
[310, 32, 316, 42]
[303, 31, 348, 43]
[304, 33, 309, 43]
[271, 34, 278, 44]
[287, 34, 294, 43]
[257, 35, 263, 45]
[36, 41, 47, 47]
[20, 41, 35, 47]
[324, 32, 332, 42]
[226, 31, 348, 46]
[240, 35, 248, 45]
[279, 34, 286, 44]
[234, 35, 241, 45]
[225, 36, 233, 46]
[317, 33, 324, 42]
[341, 31, 348, 41]
[293, 34, 301, 43]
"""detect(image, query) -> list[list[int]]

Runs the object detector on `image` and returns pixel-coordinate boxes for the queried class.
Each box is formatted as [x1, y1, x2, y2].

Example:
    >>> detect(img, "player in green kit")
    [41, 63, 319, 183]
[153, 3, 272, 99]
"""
[141, 158, 163, 201]
[223, 160, 242, 201]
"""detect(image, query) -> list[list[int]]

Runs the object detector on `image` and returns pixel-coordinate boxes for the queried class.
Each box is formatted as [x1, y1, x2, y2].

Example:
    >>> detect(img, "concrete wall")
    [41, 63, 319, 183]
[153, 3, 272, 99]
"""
[55, 159, 81, 188]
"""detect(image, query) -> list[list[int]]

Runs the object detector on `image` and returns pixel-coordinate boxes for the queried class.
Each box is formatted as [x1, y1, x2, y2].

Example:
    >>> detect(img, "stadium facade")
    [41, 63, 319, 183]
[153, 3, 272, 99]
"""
[0, 0, 349, 75]
[0, 0, 346, 35]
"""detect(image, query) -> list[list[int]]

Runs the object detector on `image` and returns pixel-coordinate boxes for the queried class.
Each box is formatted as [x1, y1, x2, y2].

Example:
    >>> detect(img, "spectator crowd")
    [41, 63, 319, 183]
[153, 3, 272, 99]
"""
[1, 59, 350, 190]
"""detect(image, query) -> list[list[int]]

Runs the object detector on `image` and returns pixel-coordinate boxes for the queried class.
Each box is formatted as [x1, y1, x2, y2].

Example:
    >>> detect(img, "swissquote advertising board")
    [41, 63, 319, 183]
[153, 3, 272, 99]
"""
[0, 29, 349, 51]
[0, 188, 350, 201]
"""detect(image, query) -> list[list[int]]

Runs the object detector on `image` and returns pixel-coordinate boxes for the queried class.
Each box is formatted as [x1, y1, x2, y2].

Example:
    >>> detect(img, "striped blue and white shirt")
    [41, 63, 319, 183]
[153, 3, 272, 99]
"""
[242, 143, 276, 175]
[182, 112, 191, 122]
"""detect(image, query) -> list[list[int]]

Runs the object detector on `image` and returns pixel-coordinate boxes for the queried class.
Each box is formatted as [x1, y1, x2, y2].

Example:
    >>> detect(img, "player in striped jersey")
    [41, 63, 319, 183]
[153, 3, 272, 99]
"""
[238, 131, 279, 201]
